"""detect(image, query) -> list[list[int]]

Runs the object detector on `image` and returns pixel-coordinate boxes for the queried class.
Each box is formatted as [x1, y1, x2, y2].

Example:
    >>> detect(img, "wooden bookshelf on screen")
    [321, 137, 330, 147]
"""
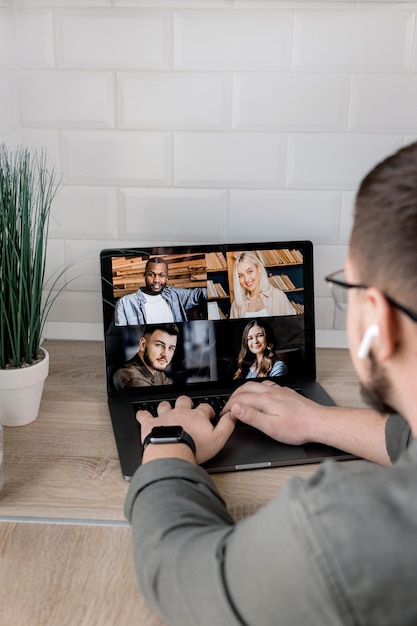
[112, 253, 207, 299]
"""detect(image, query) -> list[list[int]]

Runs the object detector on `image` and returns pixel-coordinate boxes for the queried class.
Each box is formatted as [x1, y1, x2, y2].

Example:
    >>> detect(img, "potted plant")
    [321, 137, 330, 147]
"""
[0, 143, 60, 426]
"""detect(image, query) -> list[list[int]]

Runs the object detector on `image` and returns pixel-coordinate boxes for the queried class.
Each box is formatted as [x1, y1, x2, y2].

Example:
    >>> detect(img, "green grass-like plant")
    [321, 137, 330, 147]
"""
[0, 144, 59, 369]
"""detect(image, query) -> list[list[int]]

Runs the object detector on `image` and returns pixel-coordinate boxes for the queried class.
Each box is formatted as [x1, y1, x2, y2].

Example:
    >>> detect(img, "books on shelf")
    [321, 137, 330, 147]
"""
[291, 301, 304, 315]
[206, 252, 227, 271]
[207, 279, 229, 298]
[207, 301, 227, 320]
[112, 254, 207, 296]
[256, 248, 303, 266]
[268, 274, 297, 292]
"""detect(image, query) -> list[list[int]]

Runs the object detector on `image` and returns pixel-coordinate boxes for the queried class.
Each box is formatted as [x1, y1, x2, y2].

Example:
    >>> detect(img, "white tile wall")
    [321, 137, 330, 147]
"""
[20, 71, 115, 128]
[350, 74, 417, 132]
[119, 188, 229, 243]
[15, 0, 111, 6]
[233, 73, 349, 131]
[63, 240, 106, 293]
[61, 130, 172, 185]
[118, 72, 232, 129]
[0, 8, 18, 135]
[20, 129, 62, 175]
[339, 192, 355, 245]
[15, 10, 55, 68]
[293, 11, 414, 71]
[314, 297, 336, 333]
[46, 291, 104, 326]
[174, 10, 293, 70]
[55, 10, 172, 69]
[0, 72, 17, 134]
[50, 186, 119, 239]
[229, 190, 341, 243]
[174, 132, 287, 187]
[314, 244, 348, 298]
[287, 134, 403, 189]
[1, 1, 416, 346]
[0, 9, 14, 70]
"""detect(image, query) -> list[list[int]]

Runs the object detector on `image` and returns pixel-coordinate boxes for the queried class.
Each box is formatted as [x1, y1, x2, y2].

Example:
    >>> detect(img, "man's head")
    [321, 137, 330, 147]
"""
[139, 324, 179, 373]
[346, 142, 417, 415]
[143, 257, 169, 295]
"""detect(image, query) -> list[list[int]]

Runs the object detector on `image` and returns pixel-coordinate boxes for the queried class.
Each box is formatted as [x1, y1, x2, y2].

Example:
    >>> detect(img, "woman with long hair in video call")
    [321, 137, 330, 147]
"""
[229, 251, 295, 319]
[233, 319, 287, 380]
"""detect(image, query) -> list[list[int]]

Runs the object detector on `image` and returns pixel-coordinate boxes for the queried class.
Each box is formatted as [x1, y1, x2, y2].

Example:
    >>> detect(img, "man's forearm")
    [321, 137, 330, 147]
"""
[125, 457, 342, 626]
[305, 406, 390, 465]
[124, 459, 241, 626]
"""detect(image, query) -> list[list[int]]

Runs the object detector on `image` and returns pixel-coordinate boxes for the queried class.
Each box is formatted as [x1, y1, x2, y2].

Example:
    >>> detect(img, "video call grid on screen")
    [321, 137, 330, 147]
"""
[100, 241, 317, 395]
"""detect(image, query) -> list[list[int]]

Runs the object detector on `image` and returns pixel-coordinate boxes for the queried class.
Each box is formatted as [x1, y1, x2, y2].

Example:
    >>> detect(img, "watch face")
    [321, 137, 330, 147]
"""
[143, 424, 196, 456]
[150, 425, 184, 442]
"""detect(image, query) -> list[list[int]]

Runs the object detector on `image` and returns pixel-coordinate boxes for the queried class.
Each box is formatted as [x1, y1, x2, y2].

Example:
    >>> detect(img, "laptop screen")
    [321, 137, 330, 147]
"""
[100, 240, 316, 397]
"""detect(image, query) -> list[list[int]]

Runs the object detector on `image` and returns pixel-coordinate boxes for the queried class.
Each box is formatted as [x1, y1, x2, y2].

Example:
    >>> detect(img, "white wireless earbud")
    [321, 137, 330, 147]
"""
[357, 324, 380, 360]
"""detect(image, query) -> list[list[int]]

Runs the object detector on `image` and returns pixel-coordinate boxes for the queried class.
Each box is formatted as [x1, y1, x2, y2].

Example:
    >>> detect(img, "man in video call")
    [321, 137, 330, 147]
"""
[115, 257, 207, 325]
[113, 324, 179, 389]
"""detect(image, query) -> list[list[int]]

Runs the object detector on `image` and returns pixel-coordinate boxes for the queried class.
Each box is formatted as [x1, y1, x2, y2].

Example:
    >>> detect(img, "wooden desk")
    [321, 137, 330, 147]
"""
[0, 341, 365, 626]
[0, 522, 161, 626]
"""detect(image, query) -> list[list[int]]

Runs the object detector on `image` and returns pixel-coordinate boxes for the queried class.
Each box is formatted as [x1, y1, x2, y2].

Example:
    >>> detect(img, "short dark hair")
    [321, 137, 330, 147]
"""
[143, 323, 179, 339]
[144, 257, 168, 274]
[350, 141, 417, 311]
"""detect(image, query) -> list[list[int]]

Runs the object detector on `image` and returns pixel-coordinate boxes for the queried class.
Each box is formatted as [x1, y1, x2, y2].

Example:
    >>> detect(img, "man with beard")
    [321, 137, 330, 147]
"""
[124, 142, 417, 625]
[115, 257, 207, 325]
[113, 324, 179, 389]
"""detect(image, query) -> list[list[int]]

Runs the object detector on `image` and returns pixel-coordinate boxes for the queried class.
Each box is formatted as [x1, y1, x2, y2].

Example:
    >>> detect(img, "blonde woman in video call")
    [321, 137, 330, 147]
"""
[229, 251, 295, 319]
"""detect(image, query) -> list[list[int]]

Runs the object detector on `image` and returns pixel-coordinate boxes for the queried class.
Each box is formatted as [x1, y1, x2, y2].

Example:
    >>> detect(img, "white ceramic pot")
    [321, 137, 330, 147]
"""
[0, 348, 49, 426]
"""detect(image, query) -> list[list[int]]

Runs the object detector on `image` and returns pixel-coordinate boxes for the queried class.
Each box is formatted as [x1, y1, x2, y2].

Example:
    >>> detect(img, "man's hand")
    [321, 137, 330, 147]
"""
[221, 381, 391, 465]
[221, 381, 331, 446]
[137, 395, 236, 465]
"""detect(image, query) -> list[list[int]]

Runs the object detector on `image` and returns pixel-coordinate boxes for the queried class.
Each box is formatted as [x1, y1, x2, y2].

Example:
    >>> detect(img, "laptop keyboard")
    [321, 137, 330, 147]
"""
[133, 395, 228, 420]
[132, 387, 303, 422]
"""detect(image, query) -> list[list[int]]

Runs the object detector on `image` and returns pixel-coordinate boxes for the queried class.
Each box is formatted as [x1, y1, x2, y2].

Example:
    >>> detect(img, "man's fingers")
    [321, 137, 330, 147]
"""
[135, 409, 155, 442]
[229, 402, 256, 424]
[224, 391, 274, 418]
[229, 401, 277, 438]
[194, 401, 216, 420]
[214, 412, 237, 441]
[157, 400, 175, 415]
[135, 408, 153, 424]
[174, 395, 194, 409]
[222, 381, 275, 413]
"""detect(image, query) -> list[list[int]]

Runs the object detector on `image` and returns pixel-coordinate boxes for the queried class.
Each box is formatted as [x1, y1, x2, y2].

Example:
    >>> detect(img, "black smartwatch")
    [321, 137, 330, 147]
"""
[143, 426, 196, 456]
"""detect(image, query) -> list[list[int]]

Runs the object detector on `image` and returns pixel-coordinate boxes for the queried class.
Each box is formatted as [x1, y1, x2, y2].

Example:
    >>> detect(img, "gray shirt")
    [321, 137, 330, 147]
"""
[125, 414, 416, 626]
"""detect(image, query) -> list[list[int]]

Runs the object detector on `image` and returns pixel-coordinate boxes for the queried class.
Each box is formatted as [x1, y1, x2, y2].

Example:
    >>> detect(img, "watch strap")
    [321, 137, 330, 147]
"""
[143, 427, 196, 456]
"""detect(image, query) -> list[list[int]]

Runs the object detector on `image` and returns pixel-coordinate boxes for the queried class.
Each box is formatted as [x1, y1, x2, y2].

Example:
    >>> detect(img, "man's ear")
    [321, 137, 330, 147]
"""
[365, 287, 399, 361]
[139, 336, 147, 352]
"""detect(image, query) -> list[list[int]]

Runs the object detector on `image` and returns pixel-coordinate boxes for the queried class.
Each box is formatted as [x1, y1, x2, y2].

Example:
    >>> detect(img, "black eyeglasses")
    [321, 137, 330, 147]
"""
[325, 269, 417, 323]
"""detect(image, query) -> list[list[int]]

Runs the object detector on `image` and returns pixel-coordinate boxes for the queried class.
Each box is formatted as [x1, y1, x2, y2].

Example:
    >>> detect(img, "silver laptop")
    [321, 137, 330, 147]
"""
[100, 240, 352, 480]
